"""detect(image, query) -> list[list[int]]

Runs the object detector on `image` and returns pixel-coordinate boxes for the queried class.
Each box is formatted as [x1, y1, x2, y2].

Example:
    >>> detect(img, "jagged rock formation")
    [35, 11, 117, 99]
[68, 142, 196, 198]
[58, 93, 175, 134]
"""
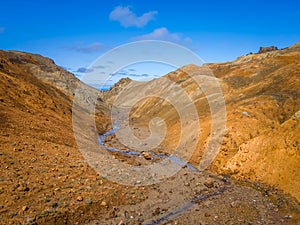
[258, 46, 278, 54]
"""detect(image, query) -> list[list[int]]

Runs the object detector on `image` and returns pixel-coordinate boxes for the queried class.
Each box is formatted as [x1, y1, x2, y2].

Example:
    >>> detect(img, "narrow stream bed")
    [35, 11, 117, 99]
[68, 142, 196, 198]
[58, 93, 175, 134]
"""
[88, 120, 299, 225]
[98, 120, 198, 172]
[97, 119, 231, 224]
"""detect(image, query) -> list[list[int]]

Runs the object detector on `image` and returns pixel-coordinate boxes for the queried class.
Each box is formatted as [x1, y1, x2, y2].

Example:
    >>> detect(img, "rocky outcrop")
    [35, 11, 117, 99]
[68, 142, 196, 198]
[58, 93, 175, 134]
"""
[258, 46, 278, 54]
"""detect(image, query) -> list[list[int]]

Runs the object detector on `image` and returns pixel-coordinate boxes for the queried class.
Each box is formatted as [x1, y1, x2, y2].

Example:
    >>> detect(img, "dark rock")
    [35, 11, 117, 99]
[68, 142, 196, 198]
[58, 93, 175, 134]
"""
[258, 46, 278, 54]
[142, 152, 151, 160]
[23, 187, 30, 192]
[204, 212, 211, 217]
[152, 207, 161, 216]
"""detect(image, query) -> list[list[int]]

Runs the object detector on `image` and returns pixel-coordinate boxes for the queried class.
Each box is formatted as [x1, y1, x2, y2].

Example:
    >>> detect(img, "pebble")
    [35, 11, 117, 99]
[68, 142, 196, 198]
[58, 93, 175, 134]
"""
[152, 207, 161, 216]
[100, 201, 107, 206]
[204, 212, 211, 217]
[242, 111, 250, 117]
[19, 186, 30, 192]
[77, 196, 83, 201]
[22, 206, 29, 211]
[143, 152, 151, 160]
[204, 178, 214, 188]
[230, 201, 238, 208]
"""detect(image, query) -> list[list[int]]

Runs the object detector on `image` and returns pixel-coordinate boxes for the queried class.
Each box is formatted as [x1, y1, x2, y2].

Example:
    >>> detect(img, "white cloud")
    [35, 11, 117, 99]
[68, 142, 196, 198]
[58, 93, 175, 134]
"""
[134, 27, 192, 44]
[109, 6, 157, 28]
[0, 27, 5, 33]
[75, 67, 94, 73]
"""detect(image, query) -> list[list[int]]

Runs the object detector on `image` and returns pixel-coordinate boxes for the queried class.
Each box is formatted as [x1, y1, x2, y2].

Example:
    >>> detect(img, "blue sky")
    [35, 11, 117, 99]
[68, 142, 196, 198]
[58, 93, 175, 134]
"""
[1, 0, 300, 87]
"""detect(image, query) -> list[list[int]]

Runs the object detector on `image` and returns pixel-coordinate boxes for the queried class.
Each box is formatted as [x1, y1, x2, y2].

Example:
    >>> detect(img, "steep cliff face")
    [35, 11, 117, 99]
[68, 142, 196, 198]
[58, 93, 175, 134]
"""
[103, 43, 300, 201]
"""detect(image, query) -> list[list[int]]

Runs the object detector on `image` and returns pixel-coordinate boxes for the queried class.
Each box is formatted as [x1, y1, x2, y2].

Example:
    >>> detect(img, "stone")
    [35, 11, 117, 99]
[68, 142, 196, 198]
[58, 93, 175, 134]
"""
[230, 201, 238, 208]
[22, 206, 29, 211]
[77, 196, 83, 201]
[204, 178, 214, 188]
[204, 212, 211, 217]
[152, 207, 161, 216]
[142, 152, 151, 160]
[242, 111, 250, 117]
[136, 180, 141, 185]
[100, 201, 107, 206]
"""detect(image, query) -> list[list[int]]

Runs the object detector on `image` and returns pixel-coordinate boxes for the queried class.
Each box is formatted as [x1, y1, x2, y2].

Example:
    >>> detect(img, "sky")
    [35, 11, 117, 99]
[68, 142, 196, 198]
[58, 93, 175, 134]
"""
[1, 0, 300, 88]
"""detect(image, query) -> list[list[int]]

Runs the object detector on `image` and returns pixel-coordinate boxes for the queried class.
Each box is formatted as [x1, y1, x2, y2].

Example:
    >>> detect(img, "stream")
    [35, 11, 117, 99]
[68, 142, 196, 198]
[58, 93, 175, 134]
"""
[97, 119, 230, 224]
[98, 119, 198, 172]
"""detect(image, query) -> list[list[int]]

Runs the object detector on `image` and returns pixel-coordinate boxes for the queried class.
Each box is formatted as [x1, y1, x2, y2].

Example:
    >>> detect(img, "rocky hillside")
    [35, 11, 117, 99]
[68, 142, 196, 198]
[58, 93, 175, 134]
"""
[99, 77, 133, 108]
[0, 50, 110, 132]
[209, 43, 300, 201]
[104, 42, 300, 202]
[0, 50, 138, 224]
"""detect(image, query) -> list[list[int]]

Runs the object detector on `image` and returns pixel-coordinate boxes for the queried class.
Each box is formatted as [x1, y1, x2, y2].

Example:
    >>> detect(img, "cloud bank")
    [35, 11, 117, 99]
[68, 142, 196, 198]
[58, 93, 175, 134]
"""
[110, 6, 157, 28]
[134, 27, 192, 44]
